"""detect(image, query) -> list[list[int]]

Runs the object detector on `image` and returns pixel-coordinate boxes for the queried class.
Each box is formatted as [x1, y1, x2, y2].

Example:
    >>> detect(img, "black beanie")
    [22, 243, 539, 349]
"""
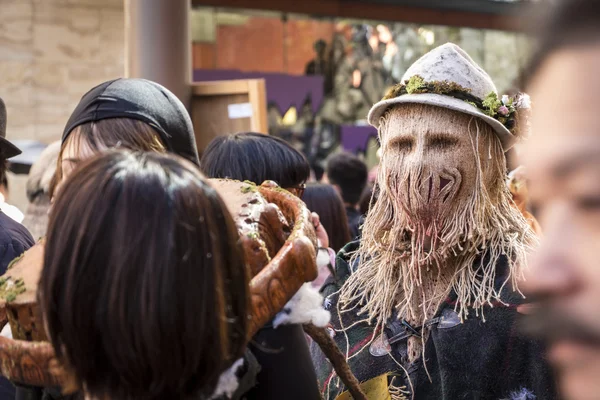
[63, 78, 200, 166]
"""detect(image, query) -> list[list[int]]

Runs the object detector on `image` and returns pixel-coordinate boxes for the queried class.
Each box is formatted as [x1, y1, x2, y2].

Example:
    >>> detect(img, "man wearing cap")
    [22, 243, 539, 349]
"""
[311, 43, 556, 399]
[0, 97, 35, 399]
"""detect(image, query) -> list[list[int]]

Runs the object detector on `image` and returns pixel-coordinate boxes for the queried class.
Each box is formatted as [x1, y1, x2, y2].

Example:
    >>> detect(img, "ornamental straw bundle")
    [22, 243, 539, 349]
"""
[338, 104, 536, 363]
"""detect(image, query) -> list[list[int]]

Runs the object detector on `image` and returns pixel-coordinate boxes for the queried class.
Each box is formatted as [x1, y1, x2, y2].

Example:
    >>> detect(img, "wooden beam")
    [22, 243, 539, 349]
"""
[191, 0, 525, 32]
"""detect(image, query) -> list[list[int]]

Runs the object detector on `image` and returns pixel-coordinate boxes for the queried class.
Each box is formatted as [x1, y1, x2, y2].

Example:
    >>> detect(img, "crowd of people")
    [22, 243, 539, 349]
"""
[0, 0, 599, 399]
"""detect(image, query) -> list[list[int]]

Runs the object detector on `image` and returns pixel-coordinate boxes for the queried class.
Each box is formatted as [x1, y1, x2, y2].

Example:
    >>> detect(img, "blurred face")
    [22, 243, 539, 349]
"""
[522, 45, 600, 400]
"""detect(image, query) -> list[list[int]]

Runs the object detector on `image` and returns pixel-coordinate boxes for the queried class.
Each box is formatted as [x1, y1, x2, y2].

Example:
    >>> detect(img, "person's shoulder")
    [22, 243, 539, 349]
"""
[0, 212, 34, 244]
[0, 212, 35, 272]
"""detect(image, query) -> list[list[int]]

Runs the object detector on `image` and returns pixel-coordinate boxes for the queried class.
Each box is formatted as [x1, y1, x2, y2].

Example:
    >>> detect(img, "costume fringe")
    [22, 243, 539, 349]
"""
[338, 104, 537, 364]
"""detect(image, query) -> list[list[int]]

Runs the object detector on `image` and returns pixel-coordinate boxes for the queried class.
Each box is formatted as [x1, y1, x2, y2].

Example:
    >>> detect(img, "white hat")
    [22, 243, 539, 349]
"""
[368, 43, 529, 150]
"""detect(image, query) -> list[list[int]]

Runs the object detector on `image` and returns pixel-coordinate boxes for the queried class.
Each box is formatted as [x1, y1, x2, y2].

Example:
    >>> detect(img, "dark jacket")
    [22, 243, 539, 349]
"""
[245, 324, 321, 400]
[345, 207, 363, 241]
[311, 242, 557, 400]
[0, 211, 34, 274]
[0, 211, 35, 400]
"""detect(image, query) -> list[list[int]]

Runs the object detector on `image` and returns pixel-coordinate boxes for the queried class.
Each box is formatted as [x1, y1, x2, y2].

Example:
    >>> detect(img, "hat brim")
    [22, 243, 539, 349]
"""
[367, 93, 515, 150]
[0, 137, 22, 159]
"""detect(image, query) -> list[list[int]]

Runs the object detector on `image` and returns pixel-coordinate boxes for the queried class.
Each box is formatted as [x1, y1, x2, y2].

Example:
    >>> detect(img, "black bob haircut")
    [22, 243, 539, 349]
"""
[200, 132, 310, 189]
[39, 150, 249, 400]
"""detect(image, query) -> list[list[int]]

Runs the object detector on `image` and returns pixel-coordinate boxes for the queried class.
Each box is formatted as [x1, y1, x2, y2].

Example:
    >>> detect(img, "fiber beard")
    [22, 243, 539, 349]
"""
[338, 106, 536, 363]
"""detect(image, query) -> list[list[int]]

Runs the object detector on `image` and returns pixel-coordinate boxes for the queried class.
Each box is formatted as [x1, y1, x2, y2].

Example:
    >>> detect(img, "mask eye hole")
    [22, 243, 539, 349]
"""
[390, 137, 414, 153]
[427, 134, 459, 150]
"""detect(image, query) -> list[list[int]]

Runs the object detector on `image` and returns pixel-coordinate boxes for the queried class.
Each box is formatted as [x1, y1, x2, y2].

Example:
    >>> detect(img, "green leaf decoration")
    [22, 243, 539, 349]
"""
[405, 76, 425, 95]
[383, 84, 403, 100]
[482, 92, 502, 117]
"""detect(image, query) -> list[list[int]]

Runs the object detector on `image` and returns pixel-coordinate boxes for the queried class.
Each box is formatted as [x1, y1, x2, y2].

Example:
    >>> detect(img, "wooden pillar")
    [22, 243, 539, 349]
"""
[125, 0, 191, 107]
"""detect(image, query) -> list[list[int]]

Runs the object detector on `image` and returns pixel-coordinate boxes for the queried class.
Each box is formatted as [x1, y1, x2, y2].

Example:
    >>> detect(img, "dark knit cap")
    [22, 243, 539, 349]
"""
[63, 78, 199, 165]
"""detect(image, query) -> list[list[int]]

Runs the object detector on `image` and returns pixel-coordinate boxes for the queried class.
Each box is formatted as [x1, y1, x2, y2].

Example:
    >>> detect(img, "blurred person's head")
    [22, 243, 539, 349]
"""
[314, 39, 327, 58]
[52, 78, 199, 196]
[302, 183, 351, 252]
[326, 152, 368, 208]
[521, 1, 600, 398]
[39, 151, 249, 400]
[201, 132, 310, 197]
[22, 141, 61, 239]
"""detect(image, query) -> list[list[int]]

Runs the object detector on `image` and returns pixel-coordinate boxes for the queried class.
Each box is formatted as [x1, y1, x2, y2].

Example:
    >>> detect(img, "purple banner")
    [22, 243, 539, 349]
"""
[340, 124, 378, 154]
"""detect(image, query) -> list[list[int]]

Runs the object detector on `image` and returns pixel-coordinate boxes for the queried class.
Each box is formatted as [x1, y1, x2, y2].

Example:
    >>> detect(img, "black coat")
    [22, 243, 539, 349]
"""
[0, 211, 35, 400]
[0, 211, 34, 274]
[311, 242, 558, 400]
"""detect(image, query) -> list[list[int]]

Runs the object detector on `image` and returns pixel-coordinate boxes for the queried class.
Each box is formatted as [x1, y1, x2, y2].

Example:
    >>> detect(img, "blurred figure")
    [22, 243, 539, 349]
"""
[0, 97, 35, 399]
[22, 141, 60, 239]
[507, 166, 542, 235]
[0, 97, 34, 269]
[325, 152, 368, 239]
[303, 183, 351, 253]
[520, 1, 600, 399]
[303, 183, 351, 288]
[40, 151, 251, 400]
[305, 39, 328, 76]
[201, 132, 323, 400]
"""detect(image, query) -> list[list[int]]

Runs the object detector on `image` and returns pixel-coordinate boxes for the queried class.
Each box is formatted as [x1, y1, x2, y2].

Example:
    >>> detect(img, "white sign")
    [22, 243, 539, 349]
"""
[228, 103, 253, 119]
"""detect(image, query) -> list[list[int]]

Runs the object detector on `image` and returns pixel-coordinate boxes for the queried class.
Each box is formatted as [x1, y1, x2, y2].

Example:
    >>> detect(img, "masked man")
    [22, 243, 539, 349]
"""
[311, 43, 557, 400]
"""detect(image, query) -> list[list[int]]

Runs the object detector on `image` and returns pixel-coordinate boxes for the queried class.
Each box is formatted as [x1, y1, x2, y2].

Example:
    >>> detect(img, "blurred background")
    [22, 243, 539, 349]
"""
[0, 0, 538, 211]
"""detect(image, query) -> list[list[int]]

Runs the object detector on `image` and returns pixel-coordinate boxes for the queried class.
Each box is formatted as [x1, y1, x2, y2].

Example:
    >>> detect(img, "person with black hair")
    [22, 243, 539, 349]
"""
[201, 132, 310, 193]
[303, 183, 351, 253]
[325, 152, 368, 239]
[518, 1, 600, 399]
[303, 183, 352, 288]
[201, 132, 325, 400]
[13, 78, 203, 400]
[40, 151, 252, 400]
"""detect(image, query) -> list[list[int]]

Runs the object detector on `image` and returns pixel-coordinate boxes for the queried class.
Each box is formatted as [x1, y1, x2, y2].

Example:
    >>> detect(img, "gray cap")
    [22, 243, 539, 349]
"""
[0, 98, 23, 158]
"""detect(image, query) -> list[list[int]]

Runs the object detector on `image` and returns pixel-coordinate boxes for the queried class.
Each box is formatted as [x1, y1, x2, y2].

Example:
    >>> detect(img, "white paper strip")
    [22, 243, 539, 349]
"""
[228, 102, 253, 119]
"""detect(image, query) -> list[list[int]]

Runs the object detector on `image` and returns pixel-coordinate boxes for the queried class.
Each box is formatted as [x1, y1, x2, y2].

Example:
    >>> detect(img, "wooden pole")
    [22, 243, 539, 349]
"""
[125, 0, 192, 108]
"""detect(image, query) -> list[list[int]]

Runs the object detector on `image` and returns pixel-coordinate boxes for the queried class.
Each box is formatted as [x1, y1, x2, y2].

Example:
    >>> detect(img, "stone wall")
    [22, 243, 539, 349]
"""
[0, 0, 124, 210]
[0, 0, 124, 144]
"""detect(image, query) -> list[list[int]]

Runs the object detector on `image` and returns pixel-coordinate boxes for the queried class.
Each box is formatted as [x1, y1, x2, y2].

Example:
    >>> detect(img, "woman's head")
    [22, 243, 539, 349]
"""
[56, 118, 166, 191]
[53, 78, 200, 195]
[39, 151, 249, 400]
[201, 132, 310, 195]
[302, 183, 351, 252]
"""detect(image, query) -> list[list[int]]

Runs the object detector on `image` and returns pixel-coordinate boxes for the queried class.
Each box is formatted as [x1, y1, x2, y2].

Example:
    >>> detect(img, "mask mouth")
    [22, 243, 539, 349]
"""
[402, 167, 462, 220]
